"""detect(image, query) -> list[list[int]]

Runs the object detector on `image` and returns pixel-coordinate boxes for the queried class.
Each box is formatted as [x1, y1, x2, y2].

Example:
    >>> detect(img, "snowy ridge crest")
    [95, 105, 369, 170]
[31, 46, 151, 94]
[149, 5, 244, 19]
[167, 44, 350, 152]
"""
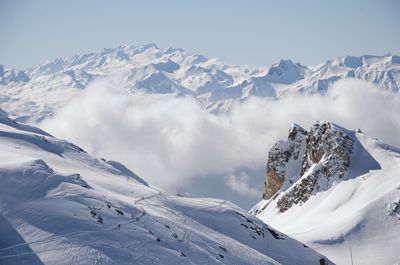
[0, 44, 399, 122]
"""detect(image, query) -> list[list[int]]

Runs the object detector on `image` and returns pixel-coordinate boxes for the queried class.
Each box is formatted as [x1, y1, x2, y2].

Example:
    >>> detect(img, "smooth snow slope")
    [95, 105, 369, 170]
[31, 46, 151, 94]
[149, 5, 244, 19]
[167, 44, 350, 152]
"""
[0, 109, 329, 265]
[252, 127, 400, 265]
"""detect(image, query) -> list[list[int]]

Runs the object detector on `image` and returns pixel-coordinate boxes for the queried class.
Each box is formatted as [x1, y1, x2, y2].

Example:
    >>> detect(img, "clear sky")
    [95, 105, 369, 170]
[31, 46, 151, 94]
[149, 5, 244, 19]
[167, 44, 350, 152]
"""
[1, 0, 399, 69]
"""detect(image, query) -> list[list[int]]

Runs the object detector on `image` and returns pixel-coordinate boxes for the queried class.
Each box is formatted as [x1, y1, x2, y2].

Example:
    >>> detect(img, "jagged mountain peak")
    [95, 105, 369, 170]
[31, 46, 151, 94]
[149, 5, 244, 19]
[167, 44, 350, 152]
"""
[322, 54, 399, 69]
[0, 64, 30, 84]
[262, 122, 308, 200]
[288, 123, 307, 140]
[25, 43, 213, 78]
[262, 120, 357, 205]
[252, 121, 399, 265]
[270, 59, 305, 70]
[1, 45, 399, 122]
[264, 59, 308, 84]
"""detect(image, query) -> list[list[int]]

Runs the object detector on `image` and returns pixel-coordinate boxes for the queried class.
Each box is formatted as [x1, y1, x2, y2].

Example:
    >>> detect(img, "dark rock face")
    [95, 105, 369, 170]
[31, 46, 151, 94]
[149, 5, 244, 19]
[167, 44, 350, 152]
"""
[277, 175, 317, 212]
[301, 122, 353, 177]
[263, 121, 354, 212]
[263, 124, 307, 199]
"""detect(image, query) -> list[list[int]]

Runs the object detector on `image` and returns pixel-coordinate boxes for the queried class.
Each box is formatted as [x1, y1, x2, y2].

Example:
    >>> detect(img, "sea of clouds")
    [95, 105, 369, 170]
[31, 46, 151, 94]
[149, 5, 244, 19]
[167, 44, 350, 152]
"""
[41, 78, 400, 208]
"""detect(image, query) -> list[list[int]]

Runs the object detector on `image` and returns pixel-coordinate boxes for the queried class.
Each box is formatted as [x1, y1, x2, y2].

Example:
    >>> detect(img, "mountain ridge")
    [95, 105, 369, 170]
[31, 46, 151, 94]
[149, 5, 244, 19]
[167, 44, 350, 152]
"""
[251, 121, 400, 265]
[0, 44, 399, 123]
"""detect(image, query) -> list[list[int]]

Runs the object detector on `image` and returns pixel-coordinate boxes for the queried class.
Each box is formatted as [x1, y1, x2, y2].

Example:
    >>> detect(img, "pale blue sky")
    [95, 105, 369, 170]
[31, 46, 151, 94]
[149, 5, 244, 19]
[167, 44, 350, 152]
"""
[1, 0, 399, 69]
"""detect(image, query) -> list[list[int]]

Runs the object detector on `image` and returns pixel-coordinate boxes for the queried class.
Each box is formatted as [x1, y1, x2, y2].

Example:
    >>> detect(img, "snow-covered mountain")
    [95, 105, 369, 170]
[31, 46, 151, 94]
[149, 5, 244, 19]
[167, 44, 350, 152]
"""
[0, 44, 399, 123]
[251, 121, 400, 265]
[0, 107, 330, 265]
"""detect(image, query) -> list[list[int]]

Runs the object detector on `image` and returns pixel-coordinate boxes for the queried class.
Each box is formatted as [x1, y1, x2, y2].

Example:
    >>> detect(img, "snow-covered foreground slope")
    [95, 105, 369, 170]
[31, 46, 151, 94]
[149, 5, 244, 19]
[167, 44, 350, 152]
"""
[0, 43, 399, 123]
[0, 109, 330, 265]
[251, 122, 400, 265]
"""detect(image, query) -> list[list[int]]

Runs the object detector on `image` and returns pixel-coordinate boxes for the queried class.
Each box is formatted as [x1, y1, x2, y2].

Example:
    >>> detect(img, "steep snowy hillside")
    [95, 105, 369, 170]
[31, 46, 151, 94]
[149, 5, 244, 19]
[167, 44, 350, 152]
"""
[0, 108, 330, 265]
[251, 121, 400, 265]
[0, 44, 399, 123]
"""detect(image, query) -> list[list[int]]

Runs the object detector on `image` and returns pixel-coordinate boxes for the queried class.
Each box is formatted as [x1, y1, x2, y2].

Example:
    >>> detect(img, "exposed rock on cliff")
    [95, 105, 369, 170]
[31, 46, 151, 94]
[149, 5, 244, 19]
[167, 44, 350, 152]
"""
[263, 121, 354, 212]
[251, 122, 398, 265]
[263, 124, 307, 199]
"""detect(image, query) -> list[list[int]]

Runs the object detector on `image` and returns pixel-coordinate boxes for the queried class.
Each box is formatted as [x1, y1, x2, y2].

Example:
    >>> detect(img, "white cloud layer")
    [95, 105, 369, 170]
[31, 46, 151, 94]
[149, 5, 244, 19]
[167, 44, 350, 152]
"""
[41, 78, 400, 200]
[225, 172, 262, 198]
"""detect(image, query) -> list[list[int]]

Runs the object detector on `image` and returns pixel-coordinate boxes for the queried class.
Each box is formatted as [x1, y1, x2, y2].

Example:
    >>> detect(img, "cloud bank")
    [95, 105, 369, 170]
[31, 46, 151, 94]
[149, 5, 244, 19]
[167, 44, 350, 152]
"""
[41, 78, 400, 204]
[225, 172, 262, 198]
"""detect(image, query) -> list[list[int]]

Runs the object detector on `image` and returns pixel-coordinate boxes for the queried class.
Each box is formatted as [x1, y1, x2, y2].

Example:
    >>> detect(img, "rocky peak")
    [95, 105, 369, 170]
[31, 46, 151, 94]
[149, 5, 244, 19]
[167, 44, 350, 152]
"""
[263, 121, 354, 212]
[288, 123, 306, 141]
[263, 124, 307, 199]
[268, 59, 299, 74]
[264, 59, 308, 84]
[301, 121, 353, 176]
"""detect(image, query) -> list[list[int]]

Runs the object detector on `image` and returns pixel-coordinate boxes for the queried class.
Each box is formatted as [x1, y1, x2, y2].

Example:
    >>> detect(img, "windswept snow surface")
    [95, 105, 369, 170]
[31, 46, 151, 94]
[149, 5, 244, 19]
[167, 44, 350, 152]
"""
[252, 127, 400, 265]
[0, 110, 329, 265]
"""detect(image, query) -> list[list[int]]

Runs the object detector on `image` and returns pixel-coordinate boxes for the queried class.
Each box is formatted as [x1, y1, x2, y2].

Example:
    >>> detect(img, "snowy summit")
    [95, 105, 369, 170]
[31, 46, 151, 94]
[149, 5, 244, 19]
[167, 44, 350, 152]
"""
[0, 44, 399, 123]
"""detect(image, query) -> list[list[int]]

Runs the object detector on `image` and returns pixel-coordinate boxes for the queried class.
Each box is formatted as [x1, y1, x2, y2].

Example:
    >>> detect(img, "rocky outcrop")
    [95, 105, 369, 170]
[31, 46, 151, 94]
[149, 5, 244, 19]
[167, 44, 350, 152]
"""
[263, 124, 307, 199]
[263, 121, 354, 212]
[301, 122, 353, 177]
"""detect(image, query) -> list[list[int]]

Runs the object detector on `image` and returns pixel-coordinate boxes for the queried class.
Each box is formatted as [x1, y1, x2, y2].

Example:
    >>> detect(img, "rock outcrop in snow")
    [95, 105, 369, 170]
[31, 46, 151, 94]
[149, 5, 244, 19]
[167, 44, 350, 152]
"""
[263, 121, 354, 212]
[263, 124, 307, 200]
[252, 122, 400, 265]
[279, 122, 354, 212]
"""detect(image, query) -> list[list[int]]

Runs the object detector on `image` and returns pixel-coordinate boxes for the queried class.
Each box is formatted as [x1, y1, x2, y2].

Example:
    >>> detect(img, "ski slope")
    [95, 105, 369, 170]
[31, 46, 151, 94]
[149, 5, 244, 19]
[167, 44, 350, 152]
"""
[0, 108, 330, 265]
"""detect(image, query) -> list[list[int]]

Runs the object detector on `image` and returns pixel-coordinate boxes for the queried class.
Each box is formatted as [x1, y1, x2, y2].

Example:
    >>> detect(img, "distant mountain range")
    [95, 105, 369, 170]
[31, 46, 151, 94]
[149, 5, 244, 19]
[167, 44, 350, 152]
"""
[1, 44, 399, 265]
[0, 43, 399, 122]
